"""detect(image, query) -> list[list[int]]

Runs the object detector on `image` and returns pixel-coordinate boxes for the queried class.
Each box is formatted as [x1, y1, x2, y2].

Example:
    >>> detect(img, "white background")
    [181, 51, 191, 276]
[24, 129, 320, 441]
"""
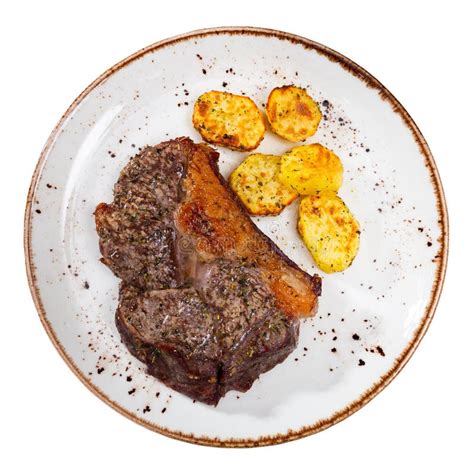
[1, 0, 472, 472]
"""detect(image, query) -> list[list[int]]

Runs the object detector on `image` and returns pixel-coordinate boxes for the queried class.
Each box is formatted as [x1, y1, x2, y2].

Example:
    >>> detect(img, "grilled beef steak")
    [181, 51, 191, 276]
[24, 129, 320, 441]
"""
[95, 138, 321, 404]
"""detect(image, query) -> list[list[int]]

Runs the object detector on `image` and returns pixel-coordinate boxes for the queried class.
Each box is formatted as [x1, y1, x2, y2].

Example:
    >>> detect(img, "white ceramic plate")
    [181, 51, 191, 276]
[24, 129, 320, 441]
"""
[25, 27, 448, 447]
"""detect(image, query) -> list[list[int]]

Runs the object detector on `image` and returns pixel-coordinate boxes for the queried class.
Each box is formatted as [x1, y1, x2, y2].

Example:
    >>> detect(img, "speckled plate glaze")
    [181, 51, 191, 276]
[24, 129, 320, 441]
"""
[25, 27, 448, 447]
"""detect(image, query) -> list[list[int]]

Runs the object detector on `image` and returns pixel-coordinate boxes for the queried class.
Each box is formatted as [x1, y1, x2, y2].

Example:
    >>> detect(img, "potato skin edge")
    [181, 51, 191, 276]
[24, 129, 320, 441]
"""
[241, 193, 298, 217]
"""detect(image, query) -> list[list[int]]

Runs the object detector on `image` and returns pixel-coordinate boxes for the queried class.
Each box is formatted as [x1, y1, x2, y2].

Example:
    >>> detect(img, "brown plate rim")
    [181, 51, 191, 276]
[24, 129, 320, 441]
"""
[24, 26, 449, 448]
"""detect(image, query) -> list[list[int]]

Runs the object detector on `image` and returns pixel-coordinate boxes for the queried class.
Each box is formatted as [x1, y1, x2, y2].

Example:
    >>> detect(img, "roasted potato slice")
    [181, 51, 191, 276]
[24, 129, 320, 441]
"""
[266, 85, 321, 142]
[229, 154, 298, 216]
[192, 91, 265, 151]
[278, 143, 343, 194]
[298, 192, 360, 273]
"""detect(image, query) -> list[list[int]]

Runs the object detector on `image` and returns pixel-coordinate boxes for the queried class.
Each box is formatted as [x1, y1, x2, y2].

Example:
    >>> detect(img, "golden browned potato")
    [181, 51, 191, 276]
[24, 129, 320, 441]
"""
[278, 143, 343, 194]
[192, 91, 265, 151]
[229, 154, 298, 216]
[298, 192, 360, 273]
[266, 85, 321, 142]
